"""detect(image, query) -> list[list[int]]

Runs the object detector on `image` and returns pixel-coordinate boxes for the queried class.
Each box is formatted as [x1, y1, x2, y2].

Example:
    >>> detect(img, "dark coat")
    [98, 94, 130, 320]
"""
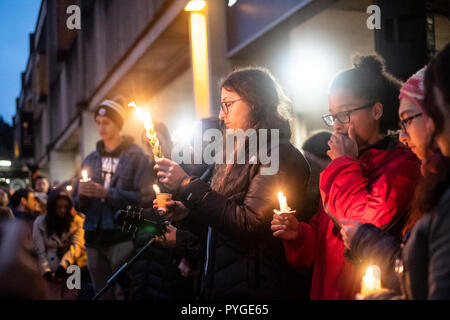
[175, 140, 311, 299]
[129, 230, 197, 300]
[401, 186, 450, 299]
[347, 223, 402, 293]
[129, 163, 203, 300]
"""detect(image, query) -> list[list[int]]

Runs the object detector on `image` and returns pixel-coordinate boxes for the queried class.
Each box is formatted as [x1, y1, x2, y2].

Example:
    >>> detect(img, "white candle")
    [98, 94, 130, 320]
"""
[361, 265, 382, 297]
[80, 169, 90, 182]
[153, 184, 161, 194]
[277, 191, 290, 213]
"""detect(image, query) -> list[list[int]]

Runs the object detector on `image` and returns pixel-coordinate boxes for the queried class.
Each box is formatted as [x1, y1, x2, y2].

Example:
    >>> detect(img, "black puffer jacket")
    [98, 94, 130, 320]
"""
[175, 141, 311, 299]
[129, 230, 197, 300]
[129, 163, 204, 300]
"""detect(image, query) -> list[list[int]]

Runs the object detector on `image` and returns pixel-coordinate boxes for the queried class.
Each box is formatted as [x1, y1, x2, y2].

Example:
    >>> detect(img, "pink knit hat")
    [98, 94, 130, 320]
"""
[399, 67, 426, 111]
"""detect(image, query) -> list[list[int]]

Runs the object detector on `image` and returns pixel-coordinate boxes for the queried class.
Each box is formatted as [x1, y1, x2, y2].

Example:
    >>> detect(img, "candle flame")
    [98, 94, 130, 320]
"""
[128, 101, 163, 158]
[129, 102, 156, 141]
[277, 192, 285, 201]
[66, 185, 73, 191]
[365, 265, 380, 279]
[277, 191, 290, 213]
[81, 169, 88, 181]
[153, 184, 161, 194]
[361, 264, 382, 297]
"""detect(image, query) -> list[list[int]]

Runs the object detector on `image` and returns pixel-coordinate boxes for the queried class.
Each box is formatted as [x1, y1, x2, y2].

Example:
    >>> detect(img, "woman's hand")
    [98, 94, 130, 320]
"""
[270, 211, 300, 240]
[153, 199, 190, 222]
[327, 125, 358, 160]
[340, 219, 363, 249]
[154, 158, 189, 191]
[78, 181, 108, 199]
[154, 223, 177, 248]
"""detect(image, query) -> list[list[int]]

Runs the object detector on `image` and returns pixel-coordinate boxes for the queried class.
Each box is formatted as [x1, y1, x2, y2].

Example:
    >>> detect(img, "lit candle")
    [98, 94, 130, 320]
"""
[129, 102, 163, 160]
[153, 184, 161, 195]
[277, 191, 291, 213]
[66, 185, 73, 192]
[80, 169, 90, 182]
[361, 265, 382, 297]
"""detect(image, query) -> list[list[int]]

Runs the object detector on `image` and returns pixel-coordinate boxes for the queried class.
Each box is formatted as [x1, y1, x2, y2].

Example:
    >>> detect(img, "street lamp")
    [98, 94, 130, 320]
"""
[0, 160, 12, 167]
[184, 0, 205, 12]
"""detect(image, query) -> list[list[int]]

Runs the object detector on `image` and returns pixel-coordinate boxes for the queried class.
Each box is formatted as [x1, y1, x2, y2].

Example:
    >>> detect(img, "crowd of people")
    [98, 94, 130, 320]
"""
[0, 43, 449, 300]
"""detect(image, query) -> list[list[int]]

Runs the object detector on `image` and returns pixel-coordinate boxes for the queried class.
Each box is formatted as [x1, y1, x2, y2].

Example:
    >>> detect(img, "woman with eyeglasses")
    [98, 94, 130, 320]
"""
[338, 44, 450, 300]
[335, 66, 439, 298]
[153, 67, 311, 299]
[271, 55, 421, 299]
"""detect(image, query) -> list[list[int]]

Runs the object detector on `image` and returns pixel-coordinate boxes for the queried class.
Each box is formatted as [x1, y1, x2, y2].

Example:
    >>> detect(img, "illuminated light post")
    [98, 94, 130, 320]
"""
[185, 0, 210, 120]
[184, 0, 205, 11]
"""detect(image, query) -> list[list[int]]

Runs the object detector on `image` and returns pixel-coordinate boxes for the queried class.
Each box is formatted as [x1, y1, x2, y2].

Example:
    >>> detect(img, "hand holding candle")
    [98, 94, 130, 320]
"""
[153, 184, 172, 210]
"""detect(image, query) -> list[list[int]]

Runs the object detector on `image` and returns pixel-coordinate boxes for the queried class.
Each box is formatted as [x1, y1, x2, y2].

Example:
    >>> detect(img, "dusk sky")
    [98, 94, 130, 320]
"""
[0, 0, 41, 126]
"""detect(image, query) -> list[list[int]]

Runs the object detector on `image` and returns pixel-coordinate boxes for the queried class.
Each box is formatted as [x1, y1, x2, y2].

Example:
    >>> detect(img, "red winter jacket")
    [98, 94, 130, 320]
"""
[283, 139, 421, 299]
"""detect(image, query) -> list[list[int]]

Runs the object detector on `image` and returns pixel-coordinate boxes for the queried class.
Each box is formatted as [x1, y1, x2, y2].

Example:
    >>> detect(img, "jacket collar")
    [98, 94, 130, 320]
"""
[358, 135, 398, 157]
[96, 135, 135, 157]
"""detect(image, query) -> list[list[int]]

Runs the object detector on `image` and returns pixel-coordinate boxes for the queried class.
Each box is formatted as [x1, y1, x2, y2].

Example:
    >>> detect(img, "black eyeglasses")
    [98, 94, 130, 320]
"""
[220, 99, 242, 114]
[322, 103, 374, 127]
[398, 113, 422, 132]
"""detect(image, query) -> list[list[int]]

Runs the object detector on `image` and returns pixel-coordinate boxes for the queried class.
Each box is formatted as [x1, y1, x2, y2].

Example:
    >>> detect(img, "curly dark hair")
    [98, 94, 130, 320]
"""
[329, 54, 402, 134]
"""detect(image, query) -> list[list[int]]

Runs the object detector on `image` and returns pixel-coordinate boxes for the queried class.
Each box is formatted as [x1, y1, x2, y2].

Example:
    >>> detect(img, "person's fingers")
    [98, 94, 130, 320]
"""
[273, 230, 286, 237]
[271, 219, 287, 228]
[271, 214, 283, 223]
[155, 158, 172, 169]
[270, 224, 286, 232]
[157, 208, 166, 215]
[159, 177, 169, 184]
[154, 164, 169, 173]
[165, 200, 177, 207]
[156, 171, 166, 178]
